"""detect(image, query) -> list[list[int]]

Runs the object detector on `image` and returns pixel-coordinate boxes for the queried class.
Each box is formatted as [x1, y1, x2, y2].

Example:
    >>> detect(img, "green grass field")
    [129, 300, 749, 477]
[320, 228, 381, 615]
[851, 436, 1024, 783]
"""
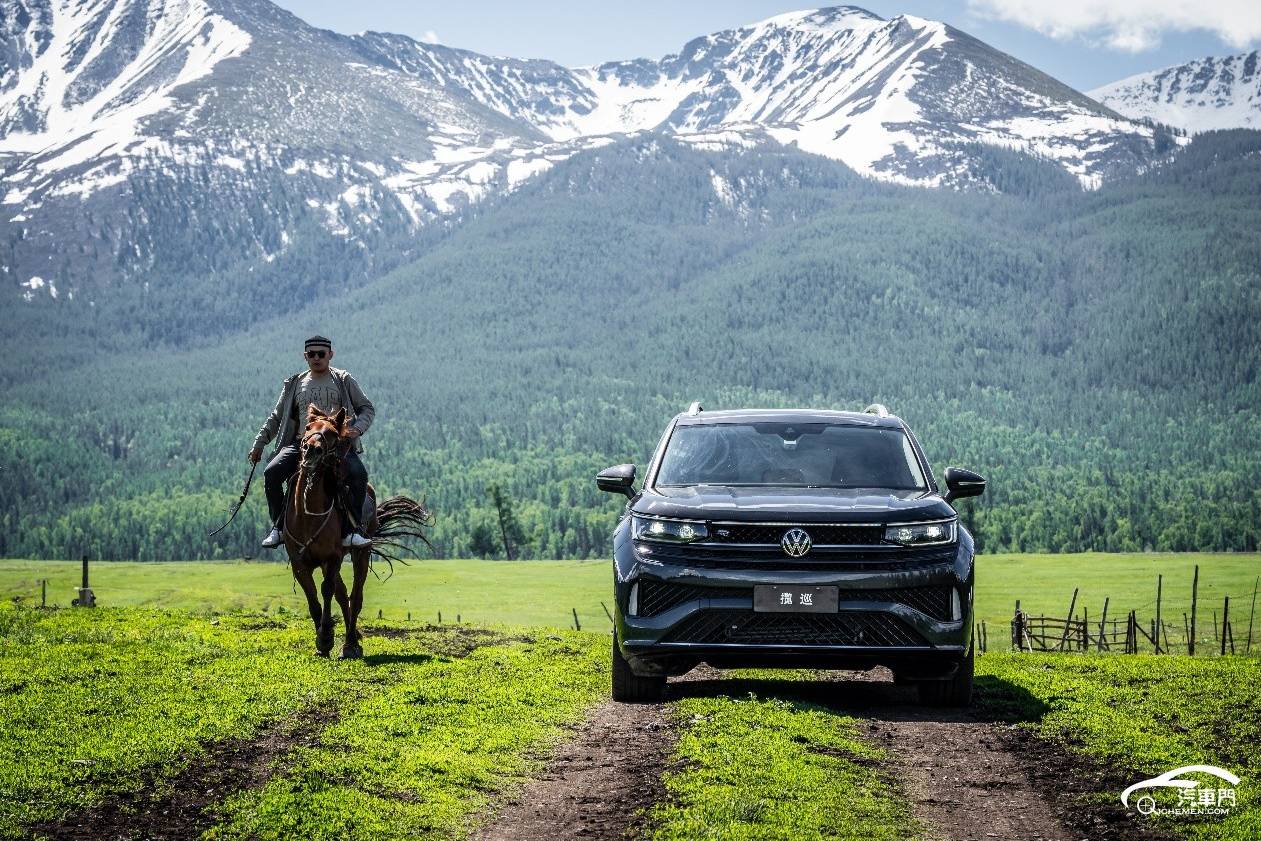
[0, 606, 606, 840]
[1, 553, 1258, 840]
[1, 553, 1256, 641]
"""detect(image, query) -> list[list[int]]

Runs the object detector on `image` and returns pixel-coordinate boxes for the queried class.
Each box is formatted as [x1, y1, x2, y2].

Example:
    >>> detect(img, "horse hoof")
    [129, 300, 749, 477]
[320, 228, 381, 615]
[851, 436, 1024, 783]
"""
[314, 649, 330, 658]
[339, 644, 363, 660]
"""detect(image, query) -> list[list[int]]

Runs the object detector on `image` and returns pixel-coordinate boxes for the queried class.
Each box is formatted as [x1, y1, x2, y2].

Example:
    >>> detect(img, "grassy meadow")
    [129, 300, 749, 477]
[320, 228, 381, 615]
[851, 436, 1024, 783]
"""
[1, 553, 1256, 641]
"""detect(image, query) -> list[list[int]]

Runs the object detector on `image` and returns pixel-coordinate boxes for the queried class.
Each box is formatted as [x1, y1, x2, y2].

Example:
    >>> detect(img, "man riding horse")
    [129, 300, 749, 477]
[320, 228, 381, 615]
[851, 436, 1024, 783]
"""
[249, 335, 374, 549]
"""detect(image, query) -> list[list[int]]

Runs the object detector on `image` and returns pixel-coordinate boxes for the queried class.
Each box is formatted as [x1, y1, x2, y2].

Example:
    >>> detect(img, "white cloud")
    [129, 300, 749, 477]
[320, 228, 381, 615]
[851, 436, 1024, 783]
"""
[967, 0, 1261, 51]
[420, 29, 440, 44]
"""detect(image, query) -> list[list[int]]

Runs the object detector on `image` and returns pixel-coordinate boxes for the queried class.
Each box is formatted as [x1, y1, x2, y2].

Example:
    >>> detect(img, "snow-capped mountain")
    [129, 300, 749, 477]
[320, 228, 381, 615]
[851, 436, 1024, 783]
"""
[1, 1, 1173, 303]
[1090, 52, 1260, 133]
[356, 7, 1161, 188]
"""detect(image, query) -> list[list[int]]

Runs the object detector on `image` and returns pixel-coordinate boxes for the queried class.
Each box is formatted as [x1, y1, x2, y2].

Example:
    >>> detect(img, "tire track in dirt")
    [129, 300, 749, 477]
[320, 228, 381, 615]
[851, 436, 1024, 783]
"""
[823, 668, 1165, 841]
[471, 667, 719, 841]
[855, 700, 1074, 841]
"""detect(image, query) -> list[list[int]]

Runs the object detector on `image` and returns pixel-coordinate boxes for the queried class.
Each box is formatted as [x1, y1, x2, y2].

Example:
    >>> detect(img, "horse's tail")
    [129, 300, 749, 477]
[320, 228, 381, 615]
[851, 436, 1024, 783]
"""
[368, 494, 435, 578]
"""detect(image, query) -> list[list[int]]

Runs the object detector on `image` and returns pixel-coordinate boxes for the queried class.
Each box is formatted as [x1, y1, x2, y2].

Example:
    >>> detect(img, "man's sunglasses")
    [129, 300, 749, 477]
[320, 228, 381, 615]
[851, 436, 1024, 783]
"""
[305, 349, 328, 359]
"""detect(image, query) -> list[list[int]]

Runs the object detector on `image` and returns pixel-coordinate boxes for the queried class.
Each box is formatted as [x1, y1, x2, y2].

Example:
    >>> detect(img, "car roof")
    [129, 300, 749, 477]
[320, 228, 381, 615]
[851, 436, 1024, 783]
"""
[672, 408, 906, 429]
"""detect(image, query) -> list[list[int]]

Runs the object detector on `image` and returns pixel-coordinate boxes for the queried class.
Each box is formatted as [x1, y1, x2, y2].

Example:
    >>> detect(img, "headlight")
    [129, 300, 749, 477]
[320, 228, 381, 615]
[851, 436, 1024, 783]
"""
[884, 520, 956, 546]
[631, 515, 709, 543]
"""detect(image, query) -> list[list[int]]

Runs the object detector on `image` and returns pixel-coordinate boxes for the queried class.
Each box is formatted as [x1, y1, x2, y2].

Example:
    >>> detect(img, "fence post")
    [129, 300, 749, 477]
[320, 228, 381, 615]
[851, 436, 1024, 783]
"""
[982, 621, 988, 653]
[1221, 597, 1230, 657]
[1247, 576, 1258, 655]
[1155, 574, 1163, 654]
[41, 578, 46, 608]
[1184, 612, 1191, 655]
[572, 608, 581, 631]
[1190, 565, 1199, 656]
[1081, 608, 1088, 651]
[1098, 597, 1109, 651]
[1058, 588, 1079, 651]
[1012, 600, 1022, 651]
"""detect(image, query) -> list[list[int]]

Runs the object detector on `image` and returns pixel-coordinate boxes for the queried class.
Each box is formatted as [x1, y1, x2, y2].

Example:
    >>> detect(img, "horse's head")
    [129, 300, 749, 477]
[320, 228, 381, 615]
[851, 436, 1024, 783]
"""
[300, 404, 348, 471]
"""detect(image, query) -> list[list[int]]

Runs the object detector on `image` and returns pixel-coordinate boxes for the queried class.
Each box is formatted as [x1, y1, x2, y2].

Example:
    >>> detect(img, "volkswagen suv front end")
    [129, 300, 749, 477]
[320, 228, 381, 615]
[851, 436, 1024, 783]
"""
[596, 404, 986, 705]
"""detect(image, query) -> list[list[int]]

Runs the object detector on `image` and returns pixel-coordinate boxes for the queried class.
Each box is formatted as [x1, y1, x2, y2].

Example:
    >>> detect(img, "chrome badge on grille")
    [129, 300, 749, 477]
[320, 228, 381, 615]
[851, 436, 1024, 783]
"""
[780, 528, 813, 557]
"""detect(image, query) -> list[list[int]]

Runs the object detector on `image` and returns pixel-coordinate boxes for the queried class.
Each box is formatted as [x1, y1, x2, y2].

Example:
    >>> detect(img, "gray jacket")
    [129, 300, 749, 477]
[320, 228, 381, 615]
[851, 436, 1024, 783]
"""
[252, 366, 375, 456]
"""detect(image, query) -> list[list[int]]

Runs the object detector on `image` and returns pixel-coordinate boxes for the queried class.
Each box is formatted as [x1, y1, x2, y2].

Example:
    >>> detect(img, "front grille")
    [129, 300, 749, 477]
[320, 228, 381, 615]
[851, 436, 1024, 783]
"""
[637, 543, 957, 571]
[637, 580, 953, 619]
[659, 609, 928, 647]
[845, 587, 952, 620]
[639, 581, 749, 617]
[709, 523, 884, 546]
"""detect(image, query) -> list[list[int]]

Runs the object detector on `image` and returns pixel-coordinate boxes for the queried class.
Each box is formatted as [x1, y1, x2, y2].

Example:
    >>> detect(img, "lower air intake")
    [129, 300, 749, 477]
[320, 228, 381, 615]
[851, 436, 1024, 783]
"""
[659, 609, 928, 647]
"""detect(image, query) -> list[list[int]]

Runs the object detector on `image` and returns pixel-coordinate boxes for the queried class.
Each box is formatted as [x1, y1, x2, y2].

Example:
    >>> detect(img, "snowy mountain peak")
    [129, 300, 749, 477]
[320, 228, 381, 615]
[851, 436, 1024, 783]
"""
[0, 0, 251, 153]
[740, 6, 884, 33]
[1090, 51, 1261, 133]
[1, 0, 1179, 302]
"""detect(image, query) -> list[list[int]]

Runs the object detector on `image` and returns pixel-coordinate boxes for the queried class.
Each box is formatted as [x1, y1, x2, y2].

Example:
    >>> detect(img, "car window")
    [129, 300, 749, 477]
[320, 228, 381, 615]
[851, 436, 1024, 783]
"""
[656, 422, 927, 489]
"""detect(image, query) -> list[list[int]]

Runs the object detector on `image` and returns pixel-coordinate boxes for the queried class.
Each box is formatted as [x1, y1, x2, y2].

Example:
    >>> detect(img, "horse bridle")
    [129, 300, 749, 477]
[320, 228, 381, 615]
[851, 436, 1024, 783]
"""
[282, 424, 344, 560]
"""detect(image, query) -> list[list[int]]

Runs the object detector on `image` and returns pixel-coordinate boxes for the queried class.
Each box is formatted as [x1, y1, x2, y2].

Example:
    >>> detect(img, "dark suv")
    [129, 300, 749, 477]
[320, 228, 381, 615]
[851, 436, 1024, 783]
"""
[596, 404, 985, 705]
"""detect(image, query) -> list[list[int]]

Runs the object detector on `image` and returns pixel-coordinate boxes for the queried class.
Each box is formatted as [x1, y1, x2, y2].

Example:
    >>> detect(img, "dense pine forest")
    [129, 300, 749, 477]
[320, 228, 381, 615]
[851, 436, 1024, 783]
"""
[2, 131, 1259, 560]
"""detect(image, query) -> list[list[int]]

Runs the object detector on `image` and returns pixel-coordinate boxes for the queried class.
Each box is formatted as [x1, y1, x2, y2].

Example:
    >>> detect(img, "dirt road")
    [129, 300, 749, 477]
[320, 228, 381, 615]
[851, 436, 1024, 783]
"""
[469, 666, 1155, 841]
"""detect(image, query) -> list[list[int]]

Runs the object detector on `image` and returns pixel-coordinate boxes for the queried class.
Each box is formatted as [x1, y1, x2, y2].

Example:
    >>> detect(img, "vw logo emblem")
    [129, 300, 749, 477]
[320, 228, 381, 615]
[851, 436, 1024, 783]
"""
[781, 528, 813, 557]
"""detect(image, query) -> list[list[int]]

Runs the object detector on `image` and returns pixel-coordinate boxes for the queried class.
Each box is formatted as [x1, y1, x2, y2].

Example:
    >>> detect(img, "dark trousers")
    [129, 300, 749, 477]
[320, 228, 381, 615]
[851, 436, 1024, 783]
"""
[264, 445, 368, 534]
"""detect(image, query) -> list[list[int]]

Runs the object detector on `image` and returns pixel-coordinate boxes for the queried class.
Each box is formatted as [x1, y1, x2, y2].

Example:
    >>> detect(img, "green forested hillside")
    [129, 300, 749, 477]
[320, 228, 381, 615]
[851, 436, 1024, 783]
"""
[2, 131, 1259, 560]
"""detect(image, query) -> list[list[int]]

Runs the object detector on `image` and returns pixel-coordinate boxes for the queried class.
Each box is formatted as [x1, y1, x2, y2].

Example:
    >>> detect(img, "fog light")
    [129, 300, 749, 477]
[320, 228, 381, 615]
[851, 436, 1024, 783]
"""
[629, 582, 639, 616]
[951, 588, 962, 621]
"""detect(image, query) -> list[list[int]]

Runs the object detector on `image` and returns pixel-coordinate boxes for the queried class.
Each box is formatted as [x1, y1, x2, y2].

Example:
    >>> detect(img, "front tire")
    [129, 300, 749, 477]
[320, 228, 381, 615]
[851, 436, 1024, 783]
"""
[916, 642, 974, 707]
[611, 631, 665, 702]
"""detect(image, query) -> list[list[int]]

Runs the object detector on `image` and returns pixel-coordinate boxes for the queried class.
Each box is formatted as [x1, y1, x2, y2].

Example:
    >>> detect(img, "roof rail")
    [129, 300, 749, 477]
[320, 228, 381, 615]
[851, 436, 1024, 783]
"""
[863, 403, 890, 418]
[685, 401, 704, 416]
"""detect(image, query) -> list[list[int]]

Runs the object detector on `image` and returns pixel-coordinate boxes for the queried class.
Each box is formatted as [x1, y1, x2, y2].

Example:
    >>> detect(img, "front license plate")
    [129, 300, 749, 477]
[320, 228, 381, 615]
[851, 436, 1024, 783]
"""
[754, 585, 839, 613]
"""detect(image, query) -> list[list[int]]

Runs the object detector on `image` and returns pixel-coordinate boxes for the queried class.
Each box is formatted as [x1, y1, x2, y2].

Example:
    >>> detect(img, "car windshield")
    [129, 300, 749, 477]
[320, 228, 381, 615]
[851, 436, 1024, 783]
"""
[655, 422, 927, 490]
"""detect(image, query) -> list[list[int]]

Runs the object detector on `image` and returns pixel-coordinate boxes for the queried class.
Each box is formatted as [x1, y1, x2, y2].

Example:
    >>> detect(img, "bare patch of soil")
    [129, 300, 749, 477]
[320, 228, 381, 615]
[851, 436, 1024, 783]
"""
[362, 623, 527, 657]
[812, 668, 1167, 841]
[471, 666, 719, 841]
[29, 706, 339, 841]
[1004, 727, 1179, 841]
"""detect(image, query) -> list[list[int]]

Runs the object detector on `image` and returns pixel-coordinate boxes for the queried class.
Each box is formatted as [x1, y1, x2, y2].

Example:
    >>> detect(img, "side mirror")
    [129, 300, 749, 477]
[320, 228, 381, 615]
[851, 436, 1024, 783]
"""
[596, 463, 637, 499]
[943, 467, 986, 505]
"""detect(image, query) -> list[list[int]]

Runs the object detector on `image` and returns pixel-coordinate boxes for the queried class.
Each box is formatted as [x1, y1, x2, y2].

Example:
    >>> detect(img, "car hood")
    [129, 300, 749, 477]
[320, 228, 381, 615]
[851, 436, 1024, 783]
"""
[634, 485, 955, 523]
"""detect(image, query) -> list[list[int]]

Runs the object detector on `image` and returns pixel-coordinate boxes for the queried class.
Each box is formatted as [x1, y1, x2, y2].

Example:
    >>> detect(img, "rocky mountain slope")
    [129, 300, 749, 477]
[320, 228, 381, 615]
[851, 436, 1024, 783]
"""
[1, 1, 1172, 307]
[1091, 51, 1260, 133]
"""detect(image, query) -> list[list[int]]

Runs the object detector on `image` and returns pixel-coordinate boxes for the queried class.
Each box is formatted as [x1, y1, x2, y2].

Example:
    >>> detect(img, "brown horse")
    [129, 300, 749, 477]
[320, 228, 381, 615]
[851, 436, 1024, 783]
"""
[284, 404, 433, 658]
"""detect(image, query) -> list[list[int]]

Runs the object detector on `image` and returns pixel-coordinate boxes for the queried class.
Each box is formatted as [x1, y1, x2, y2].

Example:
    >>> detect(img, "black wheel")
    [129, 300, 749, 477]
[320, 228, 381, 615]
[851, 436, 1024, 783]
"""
[611, 631, 665, 702]
[917, 642, 974, 707]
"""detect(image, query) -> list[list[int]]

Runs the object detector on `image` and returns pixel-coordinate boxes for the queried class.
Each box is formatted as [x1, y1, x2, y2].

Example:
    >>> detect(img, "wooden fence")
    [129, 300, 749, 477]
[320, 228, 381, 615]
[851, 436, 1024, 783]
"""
[1010, 567, 1259, 656]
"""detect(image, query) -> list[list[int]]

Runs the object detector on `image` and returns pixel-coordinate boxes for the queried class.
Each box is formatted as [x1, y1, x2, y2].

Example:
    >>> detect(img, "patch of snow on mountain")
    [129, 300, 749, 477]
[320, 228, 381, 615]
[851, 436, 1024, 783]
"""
[0, 0, 251, 169]
[1090, 51, 1260, 133]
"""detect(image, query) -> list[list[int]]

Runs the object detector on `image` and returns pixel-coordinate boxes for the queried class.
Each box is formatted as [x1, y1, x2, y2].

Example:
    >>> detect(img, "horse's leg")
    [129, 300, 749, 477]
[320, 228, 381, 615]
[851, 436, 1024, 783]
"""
[291, 561, 322, 633]
[334, 568, 358, 660]
[343, 547, 370, 658]
[316, 558, 340, 657]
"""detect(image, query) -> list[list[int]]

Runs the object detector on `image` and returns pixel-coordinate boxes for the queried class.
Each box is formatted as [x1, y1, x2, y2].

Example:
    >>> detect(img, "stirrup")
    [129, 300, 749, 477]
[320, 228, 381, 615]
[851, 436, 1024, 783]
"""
[342, 532, 372, 548]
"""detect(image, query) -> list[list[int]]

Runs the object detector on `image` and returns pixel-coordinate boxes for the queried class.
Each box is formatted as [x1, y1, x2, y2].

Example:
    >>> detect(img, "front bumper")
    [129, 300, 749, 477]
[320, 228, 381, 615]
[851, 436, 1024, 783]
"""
[612, 528, 975, 678]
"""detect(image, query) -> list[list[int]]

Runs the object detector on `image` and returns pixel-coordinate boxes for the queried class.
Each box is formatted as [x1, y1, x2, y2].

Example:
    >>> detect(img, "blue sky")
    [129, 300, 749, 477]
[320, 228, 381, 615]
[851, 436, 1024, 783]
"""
[273, 1, 1258, 92]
